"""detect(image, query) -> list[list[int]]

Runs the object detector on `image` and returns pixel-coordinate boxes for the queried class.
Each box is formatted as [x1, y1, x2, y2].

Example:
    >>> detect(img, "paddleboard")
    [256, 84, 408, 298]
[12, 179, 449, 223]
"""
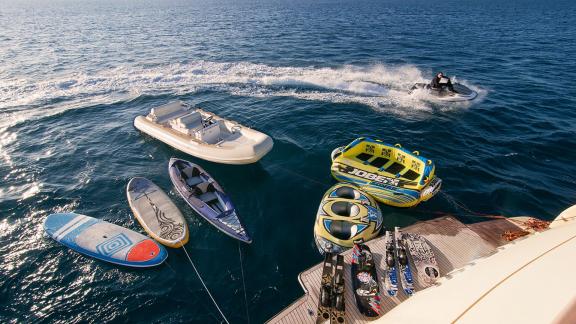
[127, 177, 189, 248]
[44, 213, 167, 267]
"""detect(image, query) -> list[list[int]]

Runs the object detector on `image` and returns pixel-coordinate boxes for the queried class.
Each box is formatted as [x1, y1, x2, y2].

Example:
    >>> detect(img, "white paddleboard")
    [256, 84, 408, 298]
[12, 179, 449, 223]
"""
[127, 177, 189, 248]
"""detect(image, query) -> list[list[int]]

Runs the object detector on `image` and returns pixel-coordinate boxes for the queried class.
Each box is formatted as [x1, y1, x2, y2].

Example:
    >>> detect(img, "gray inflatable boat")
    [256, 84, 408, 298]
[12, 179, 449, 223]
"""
[168, 158, 251, 243]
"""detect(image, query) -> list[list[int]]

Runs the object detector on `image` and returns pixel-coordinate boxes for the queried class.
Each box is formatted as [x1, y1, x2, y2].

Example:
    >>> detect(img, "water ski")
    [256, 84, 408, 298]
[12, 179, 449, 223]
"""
[317, 253, 334, 323]
[351, 244, 381, 317]
[410, 82, 477, 102]
[395, 227, 415, 296]
[331, 254, 346, 324]
[403, 232, 440, 286]
[384, 231, 398, 297]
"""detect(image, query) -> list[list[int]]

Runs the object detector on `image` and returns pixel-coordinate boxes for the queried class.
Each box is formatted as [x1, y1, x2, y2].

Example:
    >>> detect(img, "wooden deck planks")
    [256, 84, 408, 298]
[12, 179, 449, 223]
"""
[467, 217, 534, 247]
[267, 216, 523, 323]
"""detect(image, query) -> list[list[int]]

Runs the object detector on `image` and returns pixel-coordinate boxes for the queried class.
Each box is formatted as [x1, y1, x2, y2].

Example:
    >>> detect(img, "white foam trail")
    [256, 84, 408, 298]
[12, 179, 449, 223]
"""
[0, 61, 483, 127]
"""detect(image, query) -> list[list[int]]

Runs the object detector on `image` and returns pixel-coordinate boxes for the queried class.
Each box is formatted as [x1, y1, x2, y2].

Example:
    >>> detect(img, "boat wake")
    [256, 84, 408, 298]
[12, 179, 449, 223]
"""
[0, 61, 484, 129]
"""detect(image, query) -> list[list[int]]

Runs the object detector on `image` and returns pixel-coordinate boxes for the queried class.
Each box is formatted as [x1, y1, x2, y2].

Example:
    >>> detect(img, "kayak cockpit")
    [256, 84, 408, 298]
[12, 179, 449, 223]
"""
[175, 161, 228, 214]
[169, 158, 252, 243]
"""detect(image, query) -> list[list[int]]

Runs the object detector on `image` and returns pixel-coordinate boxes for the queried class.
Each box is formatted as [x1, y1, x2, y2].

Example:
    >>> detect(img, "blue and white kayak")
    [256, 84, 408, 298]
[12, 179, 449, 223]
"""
[44, 213, 168, 267]
[168, 158, 252, 243]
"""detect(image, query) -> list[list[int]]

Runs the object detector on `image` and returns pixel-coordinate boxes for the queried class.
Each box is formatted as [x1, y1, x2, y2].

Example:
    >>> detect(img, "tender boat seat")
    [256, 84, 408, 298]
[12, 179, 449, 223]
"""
[149, 101, 189, 123]
[170, 112, 203, 135]
[178, 112, 203, 129]
[197, 121, 222, 144]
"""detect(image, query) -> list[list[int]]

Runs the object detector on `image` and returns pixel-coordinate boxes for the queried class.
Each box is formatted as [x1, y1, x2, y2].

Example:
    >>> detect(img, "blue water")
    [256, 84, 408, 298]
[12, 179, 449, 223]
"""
[1, 0, 576, 322]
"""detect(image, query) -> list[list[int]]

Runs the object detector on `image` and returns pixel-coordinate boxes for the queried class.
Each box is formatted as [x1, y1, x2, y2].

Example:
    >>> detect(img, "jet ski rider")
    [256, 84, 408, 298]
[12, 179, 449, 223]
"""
[430, 72, 455, 92]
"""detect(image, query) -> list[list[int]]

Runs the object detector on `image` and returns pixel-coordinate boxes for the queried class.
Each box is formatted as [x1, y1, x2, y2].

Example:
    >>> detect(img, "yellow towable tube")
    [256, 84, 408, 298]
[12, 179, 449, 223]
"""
[330, 137, 442, 208]
[314, 183, 383, 254]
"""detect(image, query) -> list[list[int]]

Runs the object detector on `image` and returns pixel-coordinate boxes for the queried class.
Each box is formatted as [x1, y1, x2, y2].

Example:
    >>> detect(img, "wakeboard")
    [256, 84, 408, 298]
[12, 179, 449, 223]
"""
[351, 244, 381, 317]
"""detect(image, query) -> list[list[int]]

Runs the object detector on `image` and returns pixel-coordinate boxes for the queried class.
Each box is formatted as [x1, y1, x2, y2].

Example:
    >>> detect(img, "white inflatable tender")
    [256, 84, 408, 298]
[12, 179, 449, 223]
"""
[134, 101, 274, 164]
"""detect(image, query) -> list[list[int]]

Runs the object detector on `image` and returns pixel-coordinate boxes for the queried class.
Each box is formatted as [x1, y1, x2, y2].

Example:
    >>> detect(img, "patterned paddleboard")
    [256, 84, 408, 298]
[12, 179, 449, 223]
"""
[44, 213, 167, 267]
[127, 177, 189, 248]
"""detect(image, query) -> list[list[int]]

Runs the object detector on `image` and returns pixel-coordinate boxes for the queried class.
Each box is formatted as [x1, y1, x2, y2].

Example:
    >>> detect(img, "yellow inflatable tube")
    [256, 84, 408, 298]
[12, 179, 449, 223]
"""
[314, 183, 383, 254]
[330, 137, 442, 208]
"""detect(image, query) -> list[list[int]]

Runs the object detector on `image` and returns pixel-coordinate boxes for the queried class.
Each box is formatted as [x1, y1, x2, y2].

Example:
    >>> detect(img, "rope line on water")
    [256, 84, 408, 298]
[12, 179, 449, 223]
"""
[442, 191, 576, 225]
[271, 163, 576, 235]
[238, 242, 251, 324]
[164, 260, 220, 323]
[181, 244, 231, 324]
[267, 162, 575, 226]
[269, 163, 331, 188]
[436, 191, 558, 237]
[439, 191, 506, 219]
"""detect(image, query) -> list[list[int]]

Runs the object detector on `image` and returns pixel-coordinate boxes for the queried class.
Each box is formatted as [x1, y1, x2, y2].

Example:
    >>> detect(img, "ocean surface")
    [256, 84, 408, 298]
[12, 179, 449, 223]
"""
[1, 0, 576, 322]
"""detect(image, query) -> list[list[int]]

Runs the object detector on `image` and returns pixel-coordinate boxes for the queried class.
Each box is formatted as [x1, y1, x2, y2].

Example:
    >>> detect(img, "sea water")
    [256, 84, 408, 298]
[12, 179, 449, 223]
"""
[1, 0, 575, 322]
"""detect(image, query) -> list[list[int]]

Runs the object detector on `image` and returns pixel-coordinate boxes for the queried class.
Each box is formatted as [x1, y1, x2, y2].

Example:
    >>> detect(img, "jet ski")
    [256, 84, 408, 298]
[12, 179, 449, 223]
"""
[410, 82, 477, 102]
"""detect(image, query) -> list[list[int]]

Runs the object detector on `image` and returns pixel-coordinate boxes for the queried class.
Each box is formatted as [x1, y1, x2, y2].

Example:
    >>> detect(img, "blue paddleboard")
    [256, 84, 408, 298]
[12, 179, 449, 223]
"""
[44, 212, 167, 267]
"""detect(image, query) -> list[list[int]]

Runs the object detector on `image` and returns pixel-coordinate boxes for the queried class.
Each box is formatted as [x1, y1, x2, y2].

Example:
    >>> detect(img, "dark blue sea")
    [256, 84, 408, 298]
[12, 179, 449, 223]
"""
[1, 0, 576, 322]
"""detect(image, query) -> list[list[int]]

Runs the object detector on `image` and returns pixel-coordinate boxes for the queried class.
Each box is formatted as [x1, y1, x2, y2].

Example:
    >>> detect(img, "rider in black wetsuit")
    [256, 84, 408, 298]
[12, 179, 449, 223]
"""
[430, 72, 455, 92]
